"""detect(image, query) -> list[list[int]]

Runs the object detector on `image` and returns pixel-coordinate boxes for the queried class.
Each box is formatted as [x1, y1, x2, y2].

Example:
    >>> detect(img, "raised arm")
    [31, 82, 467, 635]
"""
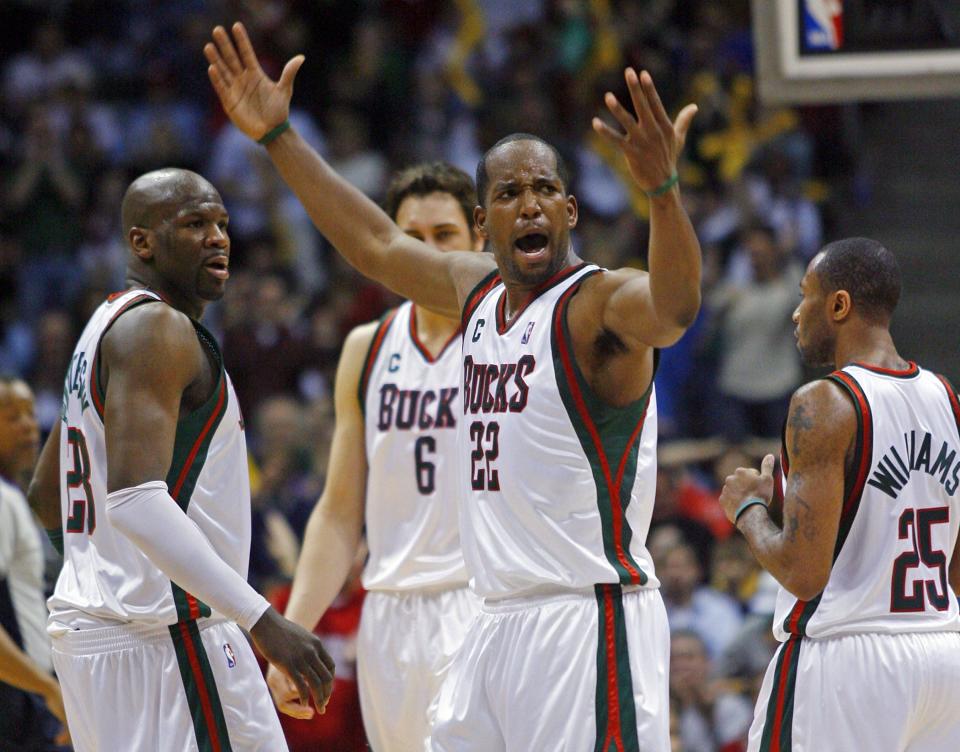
[101, 304, 335, 710]
[266, 322, 371, 719]
[590, 68, 701, 348]
[204, 22, 494, 317]
[718, 381, 853, 600]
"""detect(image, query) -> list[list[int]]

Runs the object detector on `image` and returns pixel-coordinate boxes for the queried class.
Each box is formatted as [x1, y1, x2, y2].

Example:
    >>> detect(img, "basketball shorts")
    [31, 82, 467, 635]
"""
[51, 618, 287, 752]
[748, 630, 960, 752]
[357, 586, 479, 752]
[431, 585, 671, 752]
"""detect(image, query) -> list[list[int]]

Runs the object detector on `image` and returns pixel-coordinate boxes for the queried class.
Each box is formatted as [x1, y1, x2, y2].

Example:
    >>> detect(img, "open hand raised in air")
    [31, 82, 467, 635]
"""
[592, 68, 697, 195]
[204, 22, 303, 141]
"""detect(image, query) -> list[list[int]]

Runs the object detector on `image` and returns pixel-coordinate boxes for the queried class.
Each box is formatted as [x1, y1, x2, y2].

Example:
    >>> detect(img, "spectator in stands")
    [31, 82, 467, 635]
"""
[710, 224, 802, 440]
[222, 272, 315, 418]
[659, 540, 744, 659]
[7, 104, 85, 321]
[24, 310, 75, 434]
[670, 629, 753, 752]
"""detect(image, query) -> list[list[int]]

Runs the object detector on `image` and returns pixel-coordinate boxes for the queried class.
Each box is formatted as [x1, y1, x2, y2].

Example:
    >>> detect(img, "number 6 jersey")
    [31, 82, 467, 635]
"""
[359, 301, 468, 591]
[49, 289, 253, 631]
[774, 362, 960, 641]
[459, 263, 659, 600]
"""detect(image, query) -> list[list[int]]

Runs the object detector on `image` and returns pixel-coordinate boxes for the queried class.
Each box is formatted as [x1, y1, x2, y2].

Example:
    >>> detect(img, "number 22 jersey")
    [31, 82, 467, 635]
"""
[459, 263, 659, 600]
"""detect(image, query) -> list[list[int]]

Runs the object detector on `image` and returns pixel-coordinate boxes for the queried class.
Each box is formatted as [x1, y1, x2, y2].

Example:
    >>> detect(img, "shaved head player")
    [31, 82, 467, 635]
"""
[28, 168, 334, 751]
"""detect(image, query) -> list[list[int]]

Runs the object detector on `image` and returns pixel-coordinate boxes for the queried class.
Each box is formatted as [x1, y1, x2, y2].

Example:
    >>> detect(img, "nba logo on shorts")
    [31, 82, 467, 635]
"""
[521, 321, 535, 344]
[803, 0, 844, 51]
[223, 643, 237, 668]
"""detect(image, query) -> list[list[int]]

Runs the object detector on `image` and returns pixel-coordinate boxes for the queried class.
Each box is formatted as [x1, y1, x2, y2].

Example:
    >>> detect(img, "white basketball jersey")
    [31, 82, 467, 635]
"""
[49, 289, 252, 630]
[459, 264, 659, 599]
[773, 362, 960, 641]
[359, 302, 468, 591]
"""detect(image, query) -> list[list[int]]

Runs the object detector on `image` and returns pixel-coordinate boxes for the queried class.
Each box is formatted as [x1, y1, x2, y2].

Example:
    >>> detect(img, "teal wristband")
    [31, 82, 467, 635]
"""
[258, 120, 290, 146]
[646, 171, 679, 197]
[734, 497, 768, 525]
[45, 527, 64, 556]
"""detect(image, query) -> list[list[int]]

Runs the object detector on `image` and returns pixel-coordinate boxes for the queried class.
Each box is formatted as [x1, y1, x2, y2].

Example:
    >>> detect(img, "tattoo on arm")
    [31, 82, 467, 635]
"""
[789, 403, 815, 457]
[784, 487, 816, 544]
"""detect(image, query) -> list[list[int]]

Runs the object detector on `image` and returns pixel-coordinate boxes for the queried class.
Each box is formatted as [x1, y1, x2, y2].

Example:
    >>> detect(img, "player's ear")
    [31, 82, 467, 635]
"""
[474, 205, 488, 240]
[566, 194, 578, 228]
[832, 289, 852, 321]
[129, 227, 154, 261]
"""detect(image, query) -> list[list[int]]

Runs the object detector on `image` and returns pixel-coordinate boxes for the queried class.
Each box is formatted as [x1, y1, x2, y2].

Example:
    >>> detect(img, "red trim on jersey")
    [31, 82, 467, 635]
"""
[495, 262, 588, 334]
[851, 360, 918, 377]
[601, 585, 626, 752]
[935, 374, 960, 433]
[178, 621, 223, 752]
[830, 371, 873, 523]
[553, 282, 643, 586]
[170, 378, 227, 499]
[408, 305, 461, 363]
[460, 270, 501, 332]
[768, 637, 798, 752]
[359, 308, 400, 401]
[89, 293, 159, 419]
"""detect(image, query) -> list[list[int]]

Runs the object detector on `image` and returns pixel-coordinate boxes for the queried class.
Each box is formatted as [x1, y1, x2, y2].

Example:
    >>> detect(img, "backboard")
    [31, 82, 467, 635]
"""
[752, 1, 960, 104]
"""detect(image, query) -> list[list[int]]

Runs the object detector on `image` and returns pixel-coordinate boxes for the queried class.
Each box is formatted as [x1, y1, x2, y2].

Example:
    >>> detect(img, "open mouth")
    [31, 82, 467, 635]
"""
[204, 257, 230, 279]
[514, 233, 548, 254]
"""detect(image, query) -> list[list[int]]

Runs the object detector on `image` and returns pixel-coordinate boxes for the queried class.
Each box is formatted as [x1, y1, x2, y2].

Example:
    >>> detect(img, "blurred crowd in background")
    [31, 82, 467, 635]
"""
[1, 1, 862, 750]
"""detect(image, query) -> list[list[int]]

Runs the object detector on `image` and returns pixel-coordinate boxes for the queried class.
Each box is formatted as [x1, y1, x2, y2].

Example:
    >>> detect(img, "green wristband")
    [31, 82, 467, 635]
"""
[646, 171, 679, 197]
[258, 120, 291, 146]
[45, 527, 64, 556]
[734, 497, 768, 525]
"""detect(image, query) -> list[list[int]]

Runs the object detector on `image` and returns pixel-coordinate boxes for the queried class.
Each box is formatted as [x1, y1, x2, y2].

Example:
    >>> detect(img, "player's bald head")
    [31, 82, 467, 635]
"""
[121, 168, 222, 233]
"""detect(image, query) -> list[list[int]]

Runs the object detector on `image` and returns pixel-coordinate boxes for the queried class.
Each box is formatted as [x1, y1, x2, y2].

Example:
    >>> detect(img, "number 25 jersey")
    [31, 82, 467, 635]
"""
[459, 263, 659, 600]
[774, 362, 960, 641]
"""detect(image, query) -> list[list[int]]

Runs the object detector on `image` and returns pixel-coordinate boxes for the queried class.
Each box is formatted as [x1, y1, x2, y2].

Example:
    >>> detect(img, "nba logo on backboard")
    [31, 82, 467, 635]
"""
[521, 321, 535, 344]
[223, 643, 237, 668]
[803, 0, 843, 51]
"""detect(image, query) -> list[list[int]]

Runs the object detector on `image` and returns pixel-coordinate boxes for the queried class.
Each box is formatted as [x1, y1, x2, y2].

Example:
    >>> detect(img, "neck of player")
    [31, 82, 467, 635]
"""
[835, 325, 907, 371]
[414, 305, 459, 356]
[126, 274, 207, 321]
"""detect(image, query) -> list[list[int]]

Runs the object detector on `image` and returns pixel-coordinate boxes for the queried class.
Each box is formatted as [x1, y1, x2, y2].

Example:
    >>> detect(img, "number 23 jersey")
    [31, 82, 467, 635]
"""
[50, 289, 252, 630]
[459, 263, 659, 600]
[773, 362, 960, 641]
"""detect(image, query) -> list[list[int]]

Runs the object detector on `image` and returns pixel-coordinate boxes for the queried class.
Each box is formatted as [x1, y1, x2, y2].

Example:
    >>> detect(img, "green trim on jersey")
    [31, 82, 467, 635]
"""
[357, 308, 399, 417]
[593, 584, 641, 752]
[165, 319, 230, 622]
[551, 272, 651, 586]
[759, 636, 803, 752]
[169, 620, 233, 752]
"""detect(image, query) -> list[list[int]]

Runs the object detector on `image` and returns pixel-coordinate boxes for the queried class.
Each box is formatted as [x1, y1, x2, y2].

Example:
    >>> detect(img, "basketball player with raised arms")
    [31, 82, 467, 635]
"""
[265, 162, 484, 750]
[719, 238, 960, 751]
[27, 168, 334, 751]
[206, 22, 701, 750]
